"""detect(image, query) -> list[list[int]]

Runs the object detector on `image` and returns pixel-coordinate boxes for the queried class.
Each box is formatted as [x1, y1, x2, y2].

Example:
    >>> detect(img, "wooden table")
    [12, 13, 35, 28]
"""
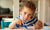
[0, 14, 13, 17]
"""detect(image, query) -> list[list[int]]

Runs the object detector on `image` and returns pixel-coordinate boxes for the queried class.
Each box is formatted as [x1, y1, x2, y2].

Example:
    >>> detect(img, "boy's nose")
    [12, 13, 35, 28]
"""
[25, 15, 28, 18]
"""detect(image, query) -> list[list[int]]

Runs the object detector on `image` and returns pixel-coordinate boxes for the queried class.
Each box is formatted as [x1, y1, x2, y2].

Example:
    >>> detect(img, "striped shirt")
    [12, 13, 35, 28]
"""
[15, 15, 38, 27]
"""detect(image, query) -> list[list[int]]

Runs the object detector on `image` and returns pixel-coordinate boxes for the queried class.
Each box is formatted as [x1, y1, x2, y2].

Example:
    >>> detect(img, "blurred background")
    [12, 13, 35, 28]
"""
[0, 0, 13, 18]
[0, 0, 13, 29]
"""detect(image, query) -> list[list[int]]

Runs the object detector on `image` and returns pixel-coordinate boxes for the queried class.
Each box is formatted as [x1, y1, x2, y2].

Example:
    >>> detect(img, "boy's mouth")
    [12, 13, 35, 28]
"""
[24, 18, 28, 21]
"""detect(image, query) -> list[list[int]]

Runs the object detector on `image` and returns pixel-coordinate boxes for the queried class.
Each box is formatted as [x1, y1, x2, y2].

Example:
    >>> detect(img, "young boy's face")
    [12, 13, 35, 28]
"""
[20, 6, 35, 21]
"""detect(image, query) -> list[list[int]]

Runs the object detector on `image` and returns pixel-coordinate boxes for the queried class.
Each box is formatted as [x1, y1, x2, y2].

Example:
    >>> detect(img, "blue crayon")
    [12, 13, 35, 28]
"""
[21, 24, 27, 29]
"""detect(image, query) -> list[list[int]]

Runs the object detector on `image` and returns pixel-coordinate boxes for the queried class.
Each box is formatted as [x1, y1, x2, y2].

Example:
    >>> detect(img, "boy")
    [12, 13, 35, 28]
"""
[9, 1, 43, 29]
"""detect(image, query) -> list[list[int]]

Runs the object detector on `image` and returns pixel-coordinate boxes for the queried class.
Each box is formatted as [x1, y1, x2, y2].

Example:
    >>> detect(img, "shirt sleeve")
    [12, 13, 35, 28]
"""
[14, 15, 20, 20]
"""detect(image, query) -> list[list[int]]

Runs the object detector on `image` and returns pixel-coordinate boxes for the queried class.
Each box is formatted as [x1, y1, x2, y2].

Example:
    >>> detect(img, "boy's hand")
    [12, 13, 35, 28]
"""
[16, 18, 25, 26]
[34, 20, 43, 29]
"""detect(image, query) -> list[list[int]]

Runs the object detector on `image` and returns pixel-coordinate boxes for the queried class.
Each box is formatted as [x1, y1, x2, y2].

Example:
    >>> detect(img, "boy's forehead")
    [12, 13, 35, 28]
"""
[21, 6, 35, 14]
[22, 6, 35, 12]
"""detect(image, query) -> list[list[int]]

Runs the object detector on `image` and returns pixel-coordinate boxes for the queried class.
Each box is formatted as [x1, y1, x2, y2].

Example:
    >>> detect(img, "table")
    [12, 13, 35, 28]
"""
[1, 18, 50, 30]
[2, 26, 50, 30]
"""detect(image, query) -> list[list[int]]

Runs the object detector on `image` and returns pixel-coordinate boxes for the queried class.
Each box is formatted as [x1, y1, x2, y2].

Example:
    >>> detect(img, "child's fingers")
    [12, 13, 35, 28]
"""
[20, 22, 22, 25]
[17, 21, 21, 25]
[22, 21, 25, 26]
[17, 22, 20, 24]
[20, 22, 21, 25]
[18, 21, 21, 25]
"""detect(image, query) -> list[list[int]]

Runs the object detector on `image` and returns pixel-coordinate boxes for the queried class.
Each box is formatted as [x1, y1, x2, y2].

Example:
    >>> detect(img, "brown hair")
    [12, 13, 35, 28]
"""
[21, 1, 36, 10]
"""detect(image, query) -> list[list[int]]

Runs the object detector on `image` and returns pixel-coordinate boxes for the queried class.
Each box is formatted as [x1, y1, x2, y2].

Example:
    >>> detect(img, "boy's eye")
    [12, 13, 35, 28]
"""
[24, 12, 26, 14]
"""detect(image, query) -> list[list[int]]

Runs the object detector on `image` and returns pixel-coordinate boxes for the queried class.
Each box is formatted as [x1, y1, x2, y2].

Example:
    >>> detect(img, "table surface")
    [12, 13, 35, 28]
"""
[1, 18, 50, 30]
[2, 26, 50, 30]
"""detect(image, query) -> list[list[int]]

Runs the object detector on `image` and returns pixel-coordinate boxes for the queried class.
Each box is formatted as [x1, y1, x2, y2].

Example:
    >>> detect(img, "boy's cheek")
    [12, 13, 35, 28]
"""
[21, 14, 25, 18]
[26, 16, 32, 20]
[21, 14, 32, 20]
[28, 16, 32, 19]
[28, 18, 31, 20]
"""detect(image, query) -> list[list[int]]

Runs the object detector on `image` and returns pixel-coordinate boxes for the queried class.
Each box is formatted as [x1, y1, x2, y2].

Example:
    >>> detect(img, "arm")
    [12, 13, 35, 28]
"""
[8, 19, 18, 29]
[34, 20, 43, 29]
[8, 18, 24, 29]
